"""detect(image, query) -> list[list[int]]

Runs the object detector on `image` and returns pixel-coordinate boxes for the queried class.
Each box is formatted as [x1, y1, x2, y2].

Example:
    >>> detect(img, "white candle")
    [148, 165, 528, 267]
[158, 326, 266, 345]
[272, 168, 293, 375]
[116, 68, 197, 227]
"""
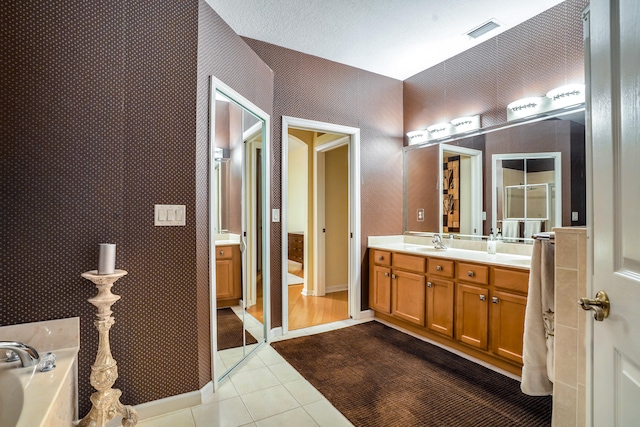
[98, 243, 116, 274]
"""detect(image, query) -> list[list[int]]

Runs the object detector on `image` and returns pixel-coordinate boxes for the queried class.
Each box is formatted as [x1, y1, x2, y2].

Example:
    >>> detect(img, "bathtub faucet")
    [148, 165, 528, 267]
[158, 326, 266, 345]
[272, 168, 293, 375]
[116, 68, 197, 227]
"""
[0, 341, 40, 367]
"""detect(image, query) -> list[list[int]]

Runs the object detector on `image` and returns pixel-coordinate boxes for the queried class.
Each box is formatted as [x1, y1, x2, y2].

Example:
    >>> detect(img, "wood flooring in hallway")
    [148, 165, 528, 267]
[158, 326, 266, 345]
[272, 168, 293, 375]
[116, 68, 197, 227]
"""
[245, 283, 349, 330]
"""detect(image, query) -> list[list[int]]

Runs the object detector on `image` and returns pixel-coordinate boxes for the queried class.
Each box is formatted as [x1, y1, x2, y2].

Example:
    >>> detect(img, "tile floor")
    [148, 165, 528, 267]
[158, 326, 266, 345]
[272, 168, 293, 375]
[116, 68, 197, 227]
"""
[136, 319, 372, 427]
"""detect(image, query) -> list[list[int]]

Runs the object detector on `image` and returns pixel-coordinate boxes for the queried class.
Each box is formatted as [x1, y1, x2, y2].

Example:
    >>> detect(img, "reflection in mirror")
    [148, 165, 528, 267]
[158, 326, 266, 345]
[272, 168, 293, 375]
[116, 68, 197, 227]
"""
[492, 154, 561, 242]
[211, 86, 266, 380]
[440, 144, 483, 236]
[404, 107, 586, 243]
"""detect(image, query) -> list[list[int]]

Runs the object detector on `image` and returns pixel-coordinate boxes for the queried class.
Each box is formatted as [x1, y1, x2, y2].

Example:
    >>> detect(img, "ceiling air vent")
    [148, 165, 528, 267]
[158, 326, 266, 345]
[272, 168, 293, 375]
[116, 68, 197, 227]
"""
[467, 20, 500, 39]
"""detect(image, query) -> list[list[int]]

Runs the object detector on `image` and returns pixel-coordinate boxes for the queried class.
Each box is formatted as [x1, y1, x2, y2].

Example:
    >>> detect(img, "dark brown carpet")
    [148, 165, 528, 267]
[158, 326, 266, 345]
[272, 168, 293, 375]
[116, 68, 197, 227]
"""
[216, 308, 257, 351]
[271, 321, 552, 427]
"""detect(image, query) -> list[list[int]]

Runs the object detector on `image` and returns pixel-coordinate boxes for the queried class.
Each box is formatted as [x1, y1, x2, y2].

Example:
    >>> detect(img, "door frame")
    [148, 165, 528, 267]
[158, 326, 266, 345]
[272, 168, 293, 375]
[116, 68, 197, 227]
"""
[281, 116, 361, 335]
[439, 144, 483, 236]
[243, 122, 263, 308]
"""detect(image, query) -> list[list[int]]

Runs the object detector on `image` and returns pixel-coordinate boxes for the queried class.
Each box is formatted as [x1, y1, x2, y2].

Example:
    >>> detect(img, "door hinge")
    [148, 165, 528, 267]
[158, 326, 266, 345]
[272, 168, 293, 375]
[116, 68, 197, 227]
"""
[350, 232, 353, 238]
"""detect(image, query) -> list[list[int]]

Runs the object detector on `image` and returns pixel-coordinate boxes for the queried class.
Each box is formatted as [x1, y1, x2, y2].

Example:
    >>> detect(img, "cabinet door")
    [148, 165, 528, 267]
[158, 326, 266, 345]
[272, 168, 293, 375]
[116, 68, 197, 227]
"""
[370, 266, 392, 313]
[216, 259, 234, 299]
[455, 283, 489, 350]
[426, 278, 455, 337]
[391, 270, 426, 326]
[491, 290, 527, 364]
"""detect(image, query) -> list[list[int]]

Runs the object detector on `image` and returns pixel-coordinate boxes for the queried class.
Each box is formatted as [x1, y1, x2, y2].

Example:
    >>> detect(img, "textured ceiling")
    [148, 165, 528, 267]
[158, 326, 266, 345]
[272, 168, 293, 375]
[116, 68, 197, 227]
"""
[206, 0, 565, 80]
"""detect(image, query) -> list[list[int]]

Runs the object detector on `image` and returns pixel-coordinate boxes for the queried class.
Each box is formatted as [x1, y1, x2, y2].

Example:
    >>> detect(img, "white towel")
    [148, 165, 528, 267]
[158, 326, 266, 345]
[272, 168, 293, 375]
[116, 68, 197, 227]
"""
[524, 220, 542, 239]
[521, 238, 555, 396]
[501, 220, 519, 242]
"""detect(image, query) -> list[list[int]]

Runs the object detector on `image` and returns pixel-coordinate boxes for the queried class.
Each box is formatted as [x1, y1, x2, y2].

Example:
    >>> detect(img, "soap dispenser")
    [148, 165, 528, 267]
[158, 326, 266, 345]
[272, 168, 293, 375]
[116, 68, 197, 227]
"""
[487, 228, 497, 255]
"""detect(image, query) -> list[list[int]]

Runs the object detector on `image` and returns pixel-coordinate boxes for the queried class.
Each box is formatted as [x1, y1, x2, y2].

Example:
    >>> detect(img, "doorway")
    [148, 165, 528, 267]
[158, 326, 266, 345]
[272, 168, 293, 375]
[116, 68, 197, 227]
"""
[281, 117, 361, 335]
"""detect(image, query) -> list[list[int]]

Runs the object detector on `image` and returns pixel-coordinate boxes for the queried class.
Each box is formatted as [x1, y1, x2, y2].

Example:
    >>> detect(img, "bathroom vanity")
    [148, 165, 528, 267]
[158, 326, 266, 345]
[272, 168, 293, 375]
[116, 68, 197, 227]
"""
[369, 238, 531, 375]
[215, 243, 242, 306]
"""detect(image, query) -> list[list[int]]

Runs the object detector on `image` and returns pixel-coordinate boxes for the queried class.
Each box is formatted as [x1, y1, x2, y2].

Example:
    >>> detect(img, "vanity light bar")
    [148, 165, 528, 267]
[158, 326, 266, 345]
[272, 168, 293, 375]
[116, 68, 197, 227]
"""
[506, 96, 550, 121]
[507, 84, 585, 121]
[546, 84, 585, 108]
[406, 115, 481, 145]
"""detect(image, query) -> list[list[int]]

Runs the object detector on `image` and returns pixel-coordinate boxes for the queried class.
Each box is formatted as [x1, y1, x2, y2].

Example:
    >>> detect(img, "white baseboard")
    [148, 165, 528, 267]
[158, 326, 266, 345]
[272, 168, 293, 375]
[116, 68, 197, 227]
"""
[359, 309, 375, 319]
[325, 284, 348, 293]
[301, 288, 315, 296]
[104, 382, 210, 427]
[269, 326, 283, 341]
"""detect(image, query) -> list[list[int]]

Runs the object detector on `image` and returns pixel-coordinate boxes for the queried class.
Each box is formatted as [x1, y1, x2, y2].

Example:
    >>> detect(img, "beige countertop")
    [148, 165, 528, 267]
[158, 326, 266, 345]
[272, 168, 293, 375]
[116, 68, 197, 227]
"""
[368, 239, 531, 270]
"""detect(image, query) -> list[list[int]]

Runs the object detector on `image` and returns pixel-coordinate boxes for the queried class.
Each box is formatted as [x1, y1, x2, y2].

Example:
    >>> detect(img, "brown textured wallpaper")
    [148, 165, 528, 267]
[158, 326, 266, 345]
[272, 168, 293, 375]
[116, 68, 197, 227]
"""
[0, 0, 273, 416]
[243, 39, 405, 319]
[1, 0, 200, 415]
[404, 0, 588, 133]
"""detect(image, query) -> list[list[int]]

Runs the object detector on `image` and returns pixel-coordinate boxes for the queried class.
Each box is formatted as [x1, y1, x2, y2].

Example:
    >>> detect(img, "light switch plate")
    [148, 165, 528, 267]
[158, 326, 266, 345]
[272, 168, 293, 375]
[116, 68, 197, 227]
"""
[155, 205, 186, 226]
[572, 211, 579, 221]
[272, 209, 280, 222]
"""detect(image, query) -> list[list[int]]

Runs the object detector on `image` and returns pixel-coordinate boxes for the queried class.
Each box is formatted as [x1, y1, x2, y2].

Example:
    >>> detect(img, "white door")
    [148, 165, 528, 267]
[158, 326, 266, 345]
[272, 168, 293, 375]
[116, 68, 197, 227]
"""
[589, 0, 640, 425]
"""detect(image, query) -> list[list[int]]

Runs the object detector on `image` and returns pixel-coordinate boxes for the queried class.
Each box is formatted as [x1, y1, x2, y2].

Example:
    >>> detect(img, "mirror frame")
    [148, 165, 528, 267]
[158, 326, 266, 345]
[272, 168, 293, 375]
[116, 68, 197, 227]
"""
[209, 76, 271, 385]
[403, 104, 585, 239]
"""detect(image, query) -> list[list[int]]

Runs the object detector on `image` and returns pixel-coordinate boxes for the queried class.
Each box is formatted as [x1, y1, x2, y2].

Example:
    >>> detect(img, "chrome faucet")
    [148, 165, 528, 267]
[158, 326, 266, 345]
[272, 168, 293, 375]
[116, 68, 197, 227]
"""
[432, 234, 447, 250]
[0, 341, 40, 367]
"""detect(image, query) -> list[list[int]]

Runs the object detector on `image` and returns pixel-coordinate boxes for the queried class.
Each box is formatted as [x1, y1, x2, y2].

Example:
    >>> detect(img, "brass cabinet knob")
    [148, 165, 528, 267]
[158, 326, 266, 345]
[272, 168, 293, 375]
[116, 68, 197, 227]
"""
[479, 294, 486, 301]
[492, 297, 499, 304]
[219, 250, 224, 255]
[391, 274, 397, 279]
[384, 272, 389, 277]
[468, 270, 474, 277]
[436, 265, 443, 271]
[427, 282, 433, 288]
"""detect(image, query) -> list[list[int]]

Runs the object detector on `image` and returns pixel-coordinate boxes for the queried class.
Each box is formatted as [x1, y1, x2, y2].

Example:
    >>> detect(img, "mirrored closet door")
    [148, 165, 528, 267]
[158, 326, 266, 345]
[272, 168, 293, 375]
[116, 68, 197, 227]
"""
[210, 78, 268, 380]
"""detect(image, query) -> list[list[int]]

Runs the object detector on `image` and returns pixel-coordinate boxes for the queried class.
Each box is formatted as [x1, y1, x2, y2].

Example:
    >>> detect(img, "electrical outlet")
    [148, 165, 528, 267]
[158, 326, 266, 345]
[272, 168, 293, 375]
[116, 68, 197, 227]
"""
[572, 211, 579, 221]
[417, 209, 424, 222]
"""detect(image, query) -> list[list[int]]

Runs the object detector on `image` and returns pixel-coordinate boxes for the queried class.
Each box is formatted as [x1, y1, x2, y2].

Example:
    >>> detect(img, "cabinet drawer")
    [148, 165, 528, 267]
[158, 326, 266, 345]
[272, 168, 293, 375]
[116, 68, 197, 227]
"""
[372, 250, 391, 267]
[493, 268, 529, 294]
[216, 246, 233, 260]
[393, 253, 426, 273]
[458, 262, 488, 285]
[427, 258, 455, 278]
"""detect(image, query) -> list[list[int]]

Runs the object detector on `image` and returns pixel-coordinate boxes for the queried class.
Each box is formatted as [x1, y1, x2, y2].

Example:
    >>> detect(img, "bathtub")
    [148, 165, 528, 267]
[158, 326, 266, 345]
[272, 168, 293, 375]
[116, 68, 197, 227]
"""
[0, 318, 79, 427]
[0, 347, 78, 427]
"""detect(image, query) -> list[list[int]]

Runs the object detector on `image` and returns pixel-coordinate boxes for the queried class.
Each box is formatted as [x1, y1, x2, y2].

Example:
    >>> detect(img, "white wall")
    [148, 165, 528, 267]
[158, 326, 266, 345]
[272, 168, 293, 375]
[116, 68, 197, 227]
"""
[287, 140, 308, 233]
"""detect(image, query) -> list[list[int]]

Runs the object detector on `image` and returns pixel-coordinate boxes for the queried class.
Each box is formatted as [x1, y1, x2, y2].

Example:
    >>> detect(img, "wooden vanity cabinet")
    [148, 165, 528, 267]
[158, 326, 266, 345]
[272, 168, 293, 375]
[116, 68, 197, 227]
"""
[368, 248, 530, 376]
[370, 250, 392, 313]
[391, 254, 426, 327]
[216, 245, 241, 306]
[490, 268, 529, 364]
[391, 269, 426, 326]
[456, 283, 489, 350]
[426, 258, 455, 337]
[371, 265, 392, 313]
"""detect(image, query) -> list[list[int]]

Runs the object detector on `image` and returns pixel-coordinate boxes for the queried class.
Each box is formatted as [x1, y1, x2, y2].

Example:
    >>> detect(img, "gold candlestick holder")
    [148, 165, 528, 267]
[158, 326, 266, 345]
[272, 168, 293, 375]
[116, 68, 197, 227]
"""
[78, 269, 138, 427]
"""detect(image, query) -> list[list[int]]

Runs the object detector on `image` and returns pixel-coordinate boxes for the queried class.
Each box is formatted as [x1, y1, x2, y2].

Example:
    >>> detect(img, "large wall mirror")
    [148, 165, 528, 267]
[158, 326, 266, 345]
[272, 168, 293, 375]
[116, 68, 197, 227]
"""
[210, 77, 269, 381]
[404, 107, 586, 243]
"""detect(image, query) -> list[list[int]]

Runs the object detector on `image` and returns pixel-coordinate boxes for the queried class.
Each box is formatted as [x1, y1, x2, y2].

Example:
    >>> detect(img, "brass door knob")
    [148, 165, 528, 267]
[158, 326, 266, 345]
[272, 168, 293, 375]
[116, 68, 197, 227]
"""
[579, 290, 610, 321]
